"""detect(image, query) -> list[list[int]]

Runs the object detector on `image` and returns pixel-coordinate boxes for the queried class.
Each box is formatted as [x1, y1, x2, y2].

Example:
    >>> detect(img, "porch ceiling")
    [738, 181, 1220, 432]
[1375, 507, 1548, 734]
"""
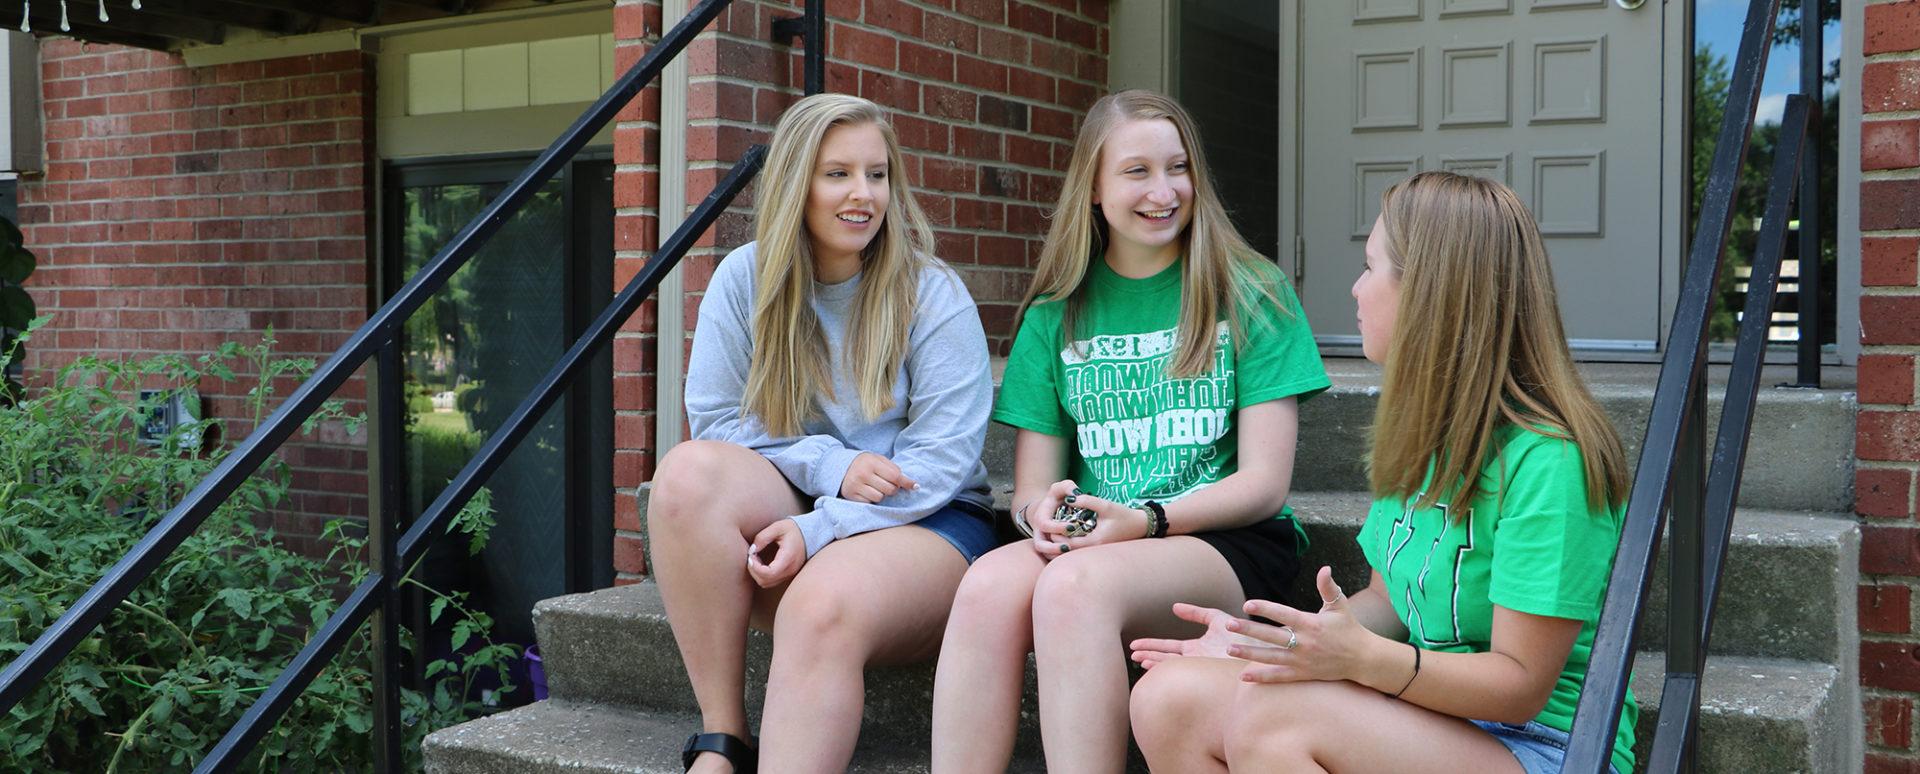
[0, 0, 479, 51]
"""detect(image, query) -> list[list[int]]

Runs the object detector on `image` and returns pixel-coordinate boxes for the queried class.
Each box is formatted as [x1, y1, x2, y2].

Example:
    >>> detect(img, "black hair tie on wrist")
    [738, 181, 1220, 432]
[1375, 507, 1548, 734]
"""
[1143, 500, 1168, 538]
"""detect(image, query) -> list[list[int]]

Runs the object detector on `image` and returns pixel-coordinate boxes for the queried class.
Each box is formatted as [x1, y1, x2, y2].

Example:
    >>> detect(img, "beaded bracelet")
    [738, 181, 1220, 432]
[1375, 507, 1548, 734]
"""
[1142, 500, 1169, 538]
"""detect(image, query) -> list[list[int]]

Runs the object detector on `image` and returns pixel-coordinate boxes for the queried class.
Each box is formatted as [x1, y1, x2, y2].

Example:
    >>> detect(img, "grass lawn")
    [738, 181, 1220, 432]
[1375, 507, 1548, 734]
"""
[412, 410, 472, 435]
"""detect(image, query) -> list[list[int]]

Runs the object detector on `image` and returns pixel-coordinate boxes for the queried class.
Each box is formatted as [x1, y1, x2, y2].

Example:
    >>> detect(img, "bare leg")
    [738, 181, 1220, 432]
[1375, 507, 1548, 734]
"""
[1129, 657, 1237, 773]
[757, 524, 969, 773]
[1030, 537, 1246, 774]
[647, 440, 807, 774]
[930, 542, 1048, 774]
[1221, 679, 1525, 773]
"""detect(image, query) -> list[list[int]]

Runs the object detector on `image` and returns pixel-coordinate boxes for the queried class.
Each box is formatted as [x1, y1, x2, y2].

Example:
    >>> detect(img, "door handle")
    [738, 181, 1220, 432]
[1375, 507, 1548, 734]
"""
[1614, 0, 1645, 8]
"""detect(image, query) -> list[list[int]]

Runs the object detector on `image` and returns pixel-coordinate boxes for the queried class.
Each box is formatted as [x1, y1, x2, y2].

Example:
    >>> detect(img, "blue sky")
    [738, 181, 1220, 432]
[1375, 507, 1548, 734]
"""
[1694, 0, 1842, 124]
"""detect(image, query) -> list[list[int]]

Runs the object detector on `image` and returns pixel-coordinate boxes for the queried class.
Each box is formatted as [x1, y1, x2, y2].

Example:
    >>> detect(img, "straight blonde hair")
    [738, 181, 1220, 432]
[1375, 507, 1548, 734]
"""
[1369, 171, 1628, 512]
[742, 94, 937, 437]
[1015, 89, 1287, 376]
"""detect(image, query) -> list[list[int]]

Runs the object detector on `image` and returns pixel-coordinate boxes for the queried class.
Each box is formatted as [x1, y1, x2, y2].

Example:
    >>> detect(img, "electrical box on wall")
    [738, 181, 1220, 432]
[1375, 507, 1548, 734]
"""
[0, 31, 41, 174]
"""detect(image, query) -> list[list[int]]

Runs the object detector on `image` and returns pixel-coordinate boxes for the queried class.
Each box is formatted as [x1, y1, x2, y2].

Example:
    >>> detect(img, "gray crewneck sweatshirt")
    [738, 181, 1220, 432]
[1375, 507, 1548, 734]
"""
[685, 241, 994, 557]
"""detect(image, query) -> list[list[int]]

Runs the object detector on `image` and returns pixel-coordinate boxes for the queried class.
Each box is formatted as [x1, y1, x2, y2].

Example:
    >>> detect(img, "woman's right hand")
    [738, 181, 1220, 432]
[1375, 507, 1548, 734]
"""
[1128, 603, 1263, 668]
[840, 452, 918, 503]
[1026, 479, 1081, 558]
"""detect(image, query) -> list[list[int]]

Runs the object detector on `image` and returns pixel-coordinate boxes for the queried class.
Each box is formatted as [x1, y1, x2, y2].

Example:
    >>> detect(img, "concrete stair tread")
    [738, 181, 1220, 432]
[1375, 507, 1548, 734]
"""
[539, 582, 1839, 720]
[1629, 653, 1837, 718]
[426, 642, 1842, 774]
[423, 700, 1046, 774]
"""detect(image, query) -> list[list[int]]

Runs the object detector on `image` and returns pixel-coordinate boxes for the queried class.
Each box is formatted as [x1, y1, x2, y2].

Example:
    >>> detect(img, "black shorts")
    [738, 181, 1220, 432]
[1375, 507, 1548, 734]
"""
[1192, 518, 1305, 607]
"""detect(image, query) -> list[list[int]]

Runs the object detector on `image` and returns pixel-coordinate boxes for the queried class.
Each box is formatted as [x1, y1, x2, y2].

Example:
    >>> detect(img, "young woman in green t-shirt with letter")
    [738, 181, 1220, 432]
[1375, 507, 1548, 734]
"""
[1128, 171, 1636, 774]
[929, 90, 1330, 773]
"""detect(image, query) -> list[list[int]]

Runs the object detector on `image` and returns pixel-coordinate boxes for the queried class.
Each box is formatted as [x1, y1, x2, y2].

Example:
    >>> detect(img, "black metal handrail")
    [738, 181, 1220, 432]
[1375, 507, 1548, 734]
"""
[0, 0, 823, 769]
[1563, 1, 1819, 771]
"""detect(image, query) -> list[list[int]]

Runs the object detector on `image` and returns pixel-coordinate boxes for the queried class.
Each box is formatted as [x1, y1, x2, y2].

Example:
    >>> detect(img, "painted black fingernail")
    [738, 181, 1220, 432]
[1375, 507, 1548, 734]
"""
[1064, 494, 1077, 504]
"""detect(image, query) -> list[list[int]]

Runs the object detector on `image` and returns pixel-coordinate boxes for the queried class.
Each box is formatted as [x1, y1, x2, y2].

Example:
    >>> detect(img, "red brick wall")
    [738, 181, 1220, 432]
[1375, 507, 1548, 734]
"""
[1860, 0, 1920, 769]
[612, 0, 667, 582]
[610, 0, 1105, 581]
[17, 40, 374, 554]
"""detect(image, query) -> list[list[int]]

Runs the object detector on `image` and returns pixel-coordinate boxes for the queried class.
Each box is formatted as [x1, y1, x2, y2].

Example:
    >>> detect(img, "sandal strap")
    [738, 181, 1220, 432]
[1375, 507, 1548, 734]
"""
[681, 731, 757, 773]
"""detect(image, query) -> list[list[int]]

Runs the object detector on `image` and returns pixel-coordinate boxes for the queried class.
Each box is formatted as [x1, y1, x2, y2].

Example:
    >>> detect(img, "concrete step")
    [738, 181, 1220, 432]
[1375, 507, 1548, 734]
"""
[1631, 655, 1853, 774]
[978, 358, 1856, 513]
[625, 489, 1857, 663]
[530, 582, 1852, 771]
[426, 650, 1847, 774]
[421, 700, 1046, 773]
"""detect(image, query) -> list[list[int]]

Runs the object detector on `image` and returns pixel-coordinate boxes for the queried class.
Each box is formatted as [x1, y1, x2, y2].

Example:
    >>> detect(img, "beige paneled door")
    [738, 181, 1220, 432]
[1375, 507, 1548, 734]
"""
[1289, 0, 1679, 353]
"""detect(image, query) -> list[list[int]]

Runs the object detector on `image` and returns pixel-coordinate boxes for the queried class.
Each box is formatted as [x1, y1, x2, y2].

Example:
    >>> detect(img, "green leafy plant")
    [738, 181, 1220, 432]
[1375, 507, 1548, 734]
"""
[0, 324, 517, 772]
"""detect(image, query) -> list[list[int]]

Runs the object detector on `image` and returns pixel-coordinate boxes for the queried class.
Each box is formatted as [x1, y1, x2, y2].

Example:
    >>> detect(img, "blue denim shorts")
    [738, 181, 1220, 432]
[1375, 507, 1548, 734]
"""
[1470, 719, 1622, 774]
[912, 500, 998, 563]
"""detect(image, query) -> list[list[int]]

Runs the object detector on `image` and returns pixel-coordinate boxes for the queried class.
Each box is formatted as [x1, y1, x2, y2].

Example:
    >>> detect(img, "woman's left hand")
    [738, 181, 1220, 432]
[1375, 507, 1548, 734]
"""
[1224, 566, 1382, 684]
[746, 519, 808, 588]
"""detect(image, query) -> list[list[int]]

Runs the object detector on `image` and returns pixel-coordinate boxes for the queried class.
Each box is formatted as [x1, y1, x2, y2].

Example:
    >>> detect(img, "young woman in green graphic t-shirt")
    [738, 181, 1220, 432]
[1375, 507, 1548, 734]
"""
[1128, 172, 1637, 774]
[929, 91, 1330, 774]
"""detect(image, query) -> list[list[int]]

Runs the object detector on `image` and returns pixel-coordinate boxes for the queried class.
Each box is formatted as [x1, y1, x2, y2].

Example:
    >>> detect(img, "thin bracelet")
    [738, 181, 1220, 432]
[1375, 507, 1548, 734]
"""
[1012, 501, 1036, 538]
[1391, 643, 1421, 698]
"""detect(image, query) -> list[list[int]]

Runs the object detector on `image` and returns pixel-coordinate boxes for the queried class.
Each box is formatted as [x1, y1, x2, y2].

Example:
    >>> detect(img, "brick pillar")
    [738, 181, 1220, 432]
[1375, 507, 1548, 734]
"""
[1859, 1, 1920, 769]
[612, 0, 665, 581]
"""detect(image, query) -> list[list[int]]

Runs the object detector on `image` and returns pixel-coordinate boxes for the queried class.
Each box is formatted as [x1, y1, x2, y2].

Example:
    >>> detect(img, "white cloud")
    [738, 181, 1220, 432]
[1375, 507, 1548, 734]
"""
[1753, 93, 1787, 125]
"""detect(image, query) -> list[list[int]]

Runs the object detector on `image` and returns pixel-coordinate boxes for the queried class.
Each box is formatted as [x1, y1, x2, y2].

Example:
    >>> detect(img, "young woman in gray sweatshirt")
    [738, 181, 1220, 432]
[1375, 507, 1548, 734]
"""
[646, 93, 995, 774]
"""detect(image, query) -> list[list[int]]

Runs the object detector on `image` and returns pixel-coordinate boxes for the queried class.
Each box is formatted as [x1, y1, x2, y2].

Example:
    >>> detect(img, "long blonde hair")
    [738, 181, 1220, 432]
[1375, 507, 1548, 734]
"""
[1369, 171, 1628, 511]
[1015, 89, 1286, 376]
[742, 94, 936, 437]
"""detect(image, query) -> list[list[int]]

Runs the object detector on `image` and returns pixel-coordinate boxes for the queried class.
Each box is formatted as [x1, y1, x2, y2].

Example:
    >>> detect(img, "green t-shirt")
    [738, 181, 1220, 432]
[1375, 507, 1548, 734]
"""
[991, 257, 1330, 543]
[1356, 424, 1637, 774]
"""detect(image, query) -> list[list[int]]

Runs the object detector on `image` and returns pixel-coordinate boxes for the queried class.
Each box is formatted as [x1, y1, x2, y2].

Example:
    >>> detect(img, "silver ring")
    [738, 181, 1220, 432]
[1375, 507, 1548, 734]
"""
[1280, 625, 1299, 650]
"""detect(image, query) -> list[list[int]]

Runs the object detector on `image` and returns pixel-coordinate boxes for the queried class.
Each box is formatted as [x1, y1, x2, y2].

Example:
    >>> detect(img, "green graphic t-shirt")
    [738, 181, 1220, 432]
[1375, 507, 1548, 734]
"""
[992, 257, 1329, 542]
[1356, 424, 1637, 774]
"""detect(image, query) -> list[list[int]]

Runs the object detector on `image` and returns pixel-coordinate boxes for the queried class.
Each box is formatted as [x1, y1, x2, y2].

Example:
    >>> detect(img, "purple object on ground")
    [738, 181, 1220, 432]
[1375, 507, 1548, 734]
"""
[526, 645, 548, 701]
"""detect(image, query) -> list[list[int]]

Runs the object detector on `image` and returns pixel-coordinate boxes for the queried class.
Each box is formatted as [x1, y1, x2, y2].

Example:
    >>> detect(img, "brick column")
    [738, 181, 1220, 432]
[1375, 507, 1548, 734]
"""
[1859, 1, 1920, 769]
[612, 0, 665, 580]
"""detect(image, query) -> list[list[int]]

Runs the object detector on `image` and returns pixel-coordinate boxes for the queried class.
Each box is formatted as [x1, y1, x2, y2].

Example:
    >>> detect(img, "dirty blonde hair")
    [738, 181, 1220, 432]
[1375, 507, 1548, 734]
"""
[1369, 171, 1628, 511]
[743, 93, 936, 437]
[1014, 89, 1287, 376]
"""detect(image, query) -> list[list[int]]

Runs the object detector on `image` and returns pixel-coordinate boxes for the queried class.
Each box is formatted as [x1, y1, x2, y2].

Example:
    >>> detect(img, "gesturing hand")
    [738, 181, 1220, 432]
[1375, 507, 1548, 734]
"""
[1128, 603, 1270, 669]
[1224, 567, 1380, 684]
[841, 452, 918, 503]
[746, 519, 808, 588]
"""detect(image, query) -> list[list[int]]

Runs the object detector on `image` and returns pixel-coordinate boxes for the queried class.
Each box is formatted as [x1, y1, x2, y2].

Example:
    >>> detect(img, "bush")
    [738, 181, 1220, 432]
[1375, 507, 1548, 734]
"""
[0, 320, 516, 772]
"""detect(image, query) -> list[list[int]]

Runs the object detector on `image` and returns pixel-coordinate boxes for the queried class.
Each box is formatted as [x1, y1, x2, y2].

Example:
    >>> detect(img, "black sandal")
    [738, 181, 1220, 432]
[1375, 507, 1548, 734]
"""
[681, 732, 757, 773]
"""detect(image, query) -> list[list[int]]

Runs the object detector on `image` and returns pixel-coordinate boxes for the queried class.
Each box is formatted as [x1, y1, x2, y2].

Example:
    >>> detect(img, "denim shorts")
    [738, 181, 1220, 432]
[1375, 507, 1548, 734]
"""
[912, 500, 998, 563]
[1470, 719, 1622, 774]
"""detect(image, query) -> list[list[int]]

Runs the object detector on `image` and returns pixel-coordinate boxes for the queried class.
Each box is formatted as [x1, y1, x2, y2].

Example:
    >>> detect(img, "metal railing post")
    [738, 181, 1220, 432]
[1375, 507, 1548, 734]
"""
[1792, 0, 1823, 387]
[1662, 396, 1705, 773]
[370, 337, 406, 773]
[803, 0, 824, 94]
